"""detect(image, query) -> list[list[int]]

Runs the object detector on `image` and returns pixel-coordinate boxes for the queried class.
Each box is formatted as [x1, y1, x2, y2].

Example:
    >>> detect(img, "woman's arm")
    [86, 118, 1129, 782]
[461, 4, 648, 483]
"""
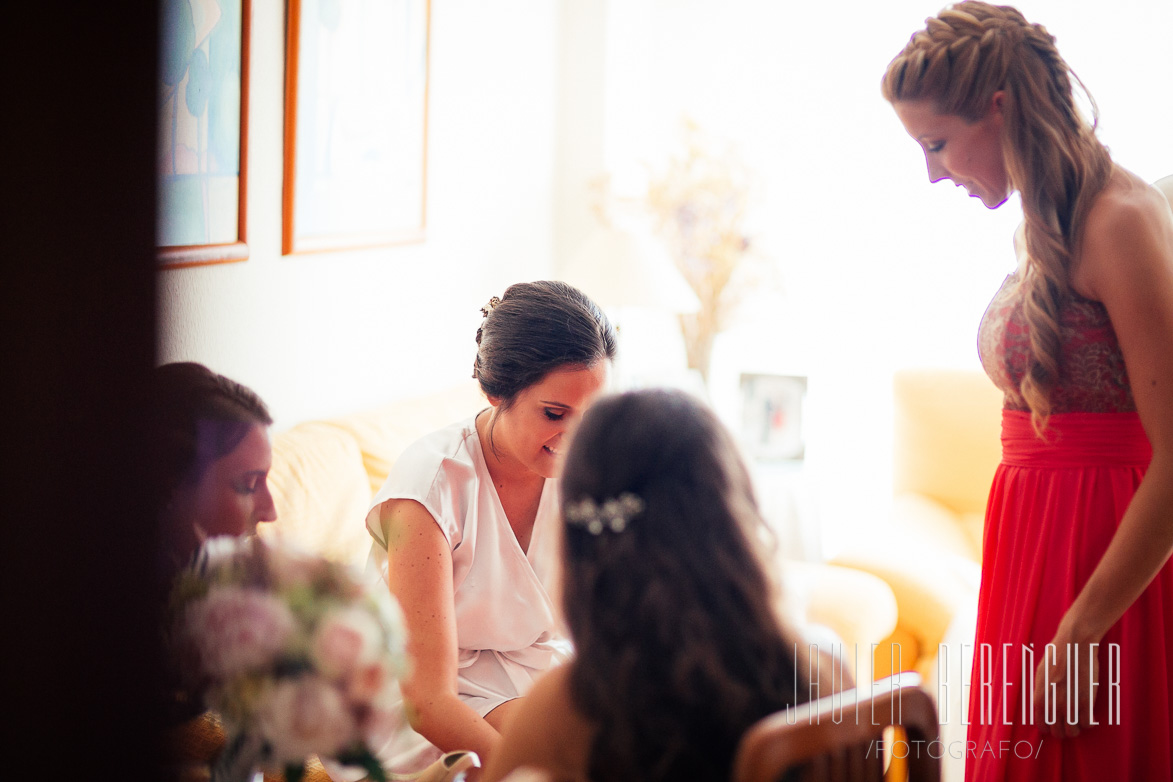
[480, 666, 592, 782]
[381, 498, 503, 761]
[1034, 178, 1173, 736]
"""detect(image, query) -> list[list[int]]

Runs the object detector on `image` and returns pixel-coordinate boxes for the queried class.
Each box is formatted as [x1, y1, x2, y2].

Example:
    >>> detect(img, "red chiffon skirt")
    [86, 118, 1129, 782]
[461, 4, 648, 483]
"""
[965, 411, 1173, 781]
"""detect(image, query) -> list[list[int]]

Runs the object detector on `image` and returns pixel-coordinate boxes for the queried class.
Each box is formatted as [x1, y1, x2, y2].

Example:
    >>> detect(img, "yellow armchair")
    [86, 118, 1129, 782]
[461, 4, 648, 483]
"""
[830, 369, 1002, 682]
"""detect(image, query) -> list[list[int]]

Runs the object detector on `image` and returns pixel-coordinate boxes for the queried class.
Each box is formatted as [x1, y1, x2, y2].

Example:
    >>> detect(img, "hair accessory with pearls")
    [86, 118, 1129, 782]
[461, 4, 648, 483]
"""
[565, 493, 644, 535]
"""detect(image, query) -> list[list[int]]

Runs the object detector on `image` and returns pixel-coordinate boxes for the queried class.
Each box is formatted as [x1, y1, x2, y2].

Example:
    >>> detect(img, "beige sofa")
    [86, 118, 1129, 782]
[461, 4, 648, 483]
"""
[259, 382, 487, 569]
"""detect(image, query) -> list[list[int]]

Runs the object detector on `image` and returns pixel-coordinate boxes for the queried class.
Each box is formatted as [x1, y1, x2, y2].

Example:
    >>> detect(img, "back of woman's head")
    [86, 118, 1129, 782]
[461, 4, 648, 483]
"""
[560, 389, 802, 782]
[473, 280, 616, 408]
[151, 362, 272, 506]
[881, 1, 1112, 431]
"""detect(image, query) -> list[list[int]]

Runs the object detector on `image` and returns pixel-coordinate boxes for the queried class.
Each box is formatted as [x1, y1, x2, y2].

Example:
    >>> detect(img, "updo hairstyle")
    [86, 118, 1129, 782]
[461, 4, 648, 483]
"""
[472, 280, 617, 410]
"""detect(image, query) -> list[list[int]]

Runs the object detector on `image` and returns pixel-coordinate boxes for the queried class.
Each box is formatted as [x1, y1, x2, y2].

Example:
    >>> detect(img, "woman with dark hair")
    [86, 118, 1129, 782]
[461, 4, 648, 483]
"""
[363, 281, 617, 775]
[883, 3, 1173, 778]
[152, 361, 277, 576]
[482, 389, 821, 782]
[153, 360, 279, 766]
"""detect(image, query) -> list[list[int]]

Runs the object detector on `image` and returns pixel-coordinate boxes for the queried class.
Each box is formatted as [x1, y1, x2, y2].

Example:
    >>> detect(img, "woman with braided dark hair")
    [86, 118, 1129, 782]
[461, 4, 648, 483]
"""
[883, 2, 1173, 779]
[482, 389, 827, 782]
[363, 281, 615, 776]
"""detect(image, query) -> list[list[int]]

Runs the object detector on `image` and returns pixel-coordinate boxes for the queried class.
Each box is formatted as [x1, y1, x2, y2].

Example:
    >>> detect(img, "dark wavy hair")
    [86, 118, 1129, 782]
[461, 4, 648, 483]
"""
[150, 362, 272, 510]
[560, 389, 807, 782]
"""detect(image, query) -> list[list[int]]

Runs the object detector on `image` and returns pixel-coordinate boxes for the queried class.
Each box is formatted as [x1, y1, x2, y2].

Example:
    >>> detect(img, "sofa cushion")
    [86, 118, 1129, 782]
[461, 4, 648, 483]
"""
[893, 369, 1002, 516]
[330, 383, 486, 497]
[891, 492, 982, 564]
[830, 540, 980, 661]
[263, 421, 373, 571]
[956, 510, 985, 564]
[783, 560, 899, 682]
[872, 626, 920, 680]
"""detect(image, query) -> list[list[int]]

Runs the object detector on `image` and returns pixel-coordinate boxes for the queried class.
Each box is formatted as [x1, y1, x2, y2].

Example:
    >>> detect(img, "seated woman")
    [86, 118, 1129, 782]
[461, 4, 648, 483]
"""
[152, 361, 277, 585]
[364, 281, 617, 774]
[483, 389, 835, 782]
[152, 362, 281, 775]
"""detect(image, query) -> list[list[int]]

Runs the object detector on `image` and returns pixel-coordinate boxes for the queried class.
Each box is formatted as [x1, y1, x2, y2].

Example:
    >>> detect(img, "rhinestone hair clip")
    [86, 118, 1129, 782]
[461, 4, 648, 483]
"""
[565, 493, 644, 535]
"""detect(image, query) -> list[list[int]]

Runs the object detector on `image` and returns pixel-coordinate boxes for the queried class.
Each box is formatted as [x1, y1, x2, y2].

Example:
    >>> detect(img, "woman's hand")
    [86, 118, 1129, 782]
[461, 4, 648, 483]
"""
[1031, 626, 1101, 738]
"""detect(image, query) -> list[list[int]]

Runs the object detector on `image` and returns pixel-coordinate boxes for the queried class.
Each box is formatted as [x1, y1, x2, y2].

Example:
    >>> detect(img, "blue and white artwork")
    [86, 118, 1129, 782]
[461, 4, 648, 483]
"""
[158, 0, 243, 250]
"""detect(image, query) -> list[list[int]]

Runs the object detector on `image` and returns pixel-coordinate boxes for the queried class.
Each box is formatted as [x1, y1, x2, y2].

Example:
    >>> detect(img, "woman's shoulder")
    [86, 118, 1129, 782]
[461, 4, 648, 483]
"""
[412, 415, 480, 454]
[1075, 169, 1173, 296]
[1083, 169, 1172, 239]
[1088, 169, 1169, 226]
[369, 416, 482, 522]
[390, 417, 480, 479]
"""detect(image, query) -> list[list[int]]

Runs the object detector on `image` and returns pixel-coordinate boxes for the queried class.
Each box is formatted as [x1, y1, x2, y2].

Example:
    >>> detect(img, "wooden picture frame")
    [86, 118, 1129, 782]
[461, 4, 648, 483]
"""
[157, 0, 251, 268]
[283, 0, 431, 255]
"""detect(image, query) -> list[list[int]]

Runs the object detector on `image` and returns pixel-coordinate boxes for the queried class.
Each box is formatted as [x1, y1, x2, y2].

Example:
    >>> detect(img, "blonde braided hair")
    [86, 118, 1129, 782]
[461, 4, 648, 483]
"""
[882, 1, 1113, 432]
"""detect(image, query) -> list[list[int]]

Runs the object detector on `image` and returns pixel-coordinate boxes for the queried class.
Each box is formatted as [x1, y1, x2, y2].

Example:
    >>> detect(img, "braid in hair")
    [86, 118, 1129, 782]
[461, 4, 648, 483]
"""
[882, 2, 1113, 433]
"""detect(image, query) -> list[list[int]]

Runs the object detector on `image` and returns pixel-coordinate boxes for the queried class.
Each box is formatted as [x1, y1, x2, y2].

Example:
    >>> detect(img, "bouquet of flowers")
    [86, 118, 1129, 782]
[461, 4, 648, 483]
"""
[167, 536, 409, 782]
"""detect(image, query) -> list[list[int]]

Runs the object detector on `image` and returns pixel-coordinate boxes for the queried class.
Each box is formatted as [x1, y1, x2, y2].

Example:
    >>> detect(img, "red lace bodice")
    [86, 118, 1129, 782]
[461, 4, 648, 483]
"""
[977, 273, 1135, 413]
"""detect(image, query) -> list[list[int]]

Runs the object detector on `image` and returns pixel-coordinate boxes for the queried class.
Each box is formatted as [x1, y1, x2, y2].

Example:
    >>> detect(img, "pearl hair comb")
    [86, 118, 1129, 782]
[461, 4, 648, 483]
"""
[564, 493, 644, 535]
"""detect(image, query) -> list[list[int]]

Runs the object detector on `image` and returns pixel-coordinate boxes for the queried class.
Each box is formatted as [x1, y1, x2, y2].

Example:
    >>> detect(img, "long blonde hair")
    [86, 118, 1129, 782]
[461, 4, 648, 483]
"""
[881, 1, 1112, 430]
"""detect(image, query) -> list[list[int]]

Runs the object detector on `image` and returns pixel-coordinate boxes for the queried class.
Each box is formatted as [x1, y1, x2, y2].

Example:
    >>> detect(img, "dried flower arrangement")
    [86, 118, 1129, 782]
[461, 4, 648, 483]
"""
[645, 119, 768, 384]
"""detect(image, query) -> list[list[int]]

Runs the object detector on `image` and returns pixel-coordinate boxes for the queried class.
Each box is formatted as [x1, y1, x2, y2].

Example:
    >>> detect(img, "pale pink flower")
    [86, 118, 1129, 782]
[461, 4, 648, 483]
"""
[311, 606, 382, 680]
[257, 675, 358, 762]
[183, 585, 296, 679]
[347, 659, 390, 704]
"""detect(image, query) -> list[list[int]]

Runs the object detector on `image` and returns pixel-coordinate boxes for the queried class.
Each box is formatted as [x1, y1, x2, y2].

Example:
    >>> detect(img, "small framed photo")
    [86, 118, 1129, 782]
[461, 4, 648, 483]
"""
[739, 373, 807, 461]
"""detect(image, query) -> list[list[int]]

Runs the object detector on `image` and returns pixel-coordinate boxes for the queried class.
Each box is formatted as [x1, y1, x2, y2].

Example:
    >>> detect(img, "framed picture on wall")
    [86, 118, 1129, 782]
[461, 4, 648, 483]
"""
[157, 0, 251, 268]
[739, 373, 807, 461]
[283, 0, 431, 255]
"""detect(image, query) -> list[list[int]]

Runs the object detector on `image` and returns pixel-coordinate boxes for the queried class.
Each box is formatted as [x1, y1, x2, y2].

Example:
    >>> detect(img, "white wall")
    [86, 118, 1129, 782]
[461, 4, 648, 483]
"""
[598, 0, 1173, 555]
[159, 0, 569, 430]
[159, 0, 1173, 551]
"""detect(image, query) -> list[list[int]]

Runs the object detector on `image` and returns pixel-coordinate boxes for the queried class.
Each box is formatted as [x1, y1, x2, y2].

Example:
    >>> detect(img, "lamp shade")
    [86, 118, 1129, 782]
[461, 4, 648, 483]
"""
[561, 220, 701, 313]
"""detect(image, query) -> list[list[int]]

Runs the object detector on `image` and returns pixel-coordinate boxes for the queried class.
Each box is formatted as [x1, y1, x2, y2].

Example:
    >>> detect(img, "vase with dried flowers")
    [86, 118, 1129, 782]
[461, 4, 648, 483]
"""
[645, 119, 769, 385]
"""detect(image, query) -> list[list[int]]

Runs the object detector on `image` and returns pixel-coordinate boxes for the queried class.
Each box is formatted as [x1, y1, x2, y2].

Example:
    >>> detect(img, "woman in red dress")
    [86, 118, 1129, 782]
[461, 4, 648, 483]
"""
[882, 3, 1173, 779]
